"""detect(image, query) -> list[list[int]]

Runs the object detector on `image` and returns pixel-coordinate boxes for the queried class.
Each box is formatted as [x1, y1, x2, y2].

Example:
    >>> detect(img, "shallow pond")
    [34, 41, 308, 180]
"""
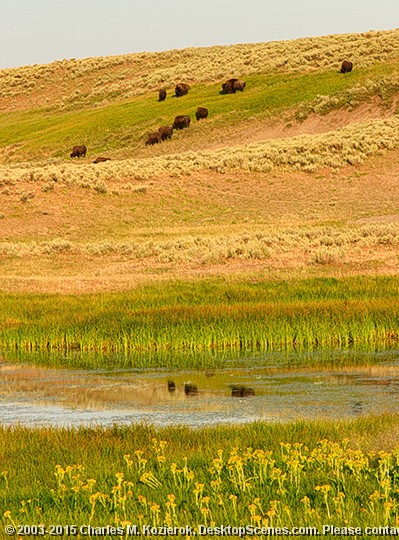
[1, 350, 399, 427]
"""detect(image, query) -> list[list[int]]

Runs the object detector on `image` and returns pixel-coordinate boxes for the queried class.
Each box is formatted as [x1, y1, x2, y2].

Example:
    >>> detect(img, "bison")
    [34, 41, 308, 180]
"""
[231, 385, 255, 397]
[175, 83, 191, 97]
[145, 131, 161, 145]
[184, 383, 198, 396]
[70, 145, 87, 158]
[195, 107, 208, 121]
[340, 60, 353, 74]
[222, 78, 246, 94]
[158, 88, 167, 101]
[172, 115, 191, 130]
[93, 156, 111, 164]
[158, 125, 173, 141]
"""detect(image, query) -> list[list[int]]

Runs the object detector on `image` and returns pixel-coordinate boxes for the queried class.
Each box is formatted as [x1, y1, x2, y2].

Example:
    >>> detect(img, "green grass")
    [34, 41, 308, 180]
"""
[2, 276, 399, 368]
[1, 61, 397, 160]
[1, 415, 399, 533]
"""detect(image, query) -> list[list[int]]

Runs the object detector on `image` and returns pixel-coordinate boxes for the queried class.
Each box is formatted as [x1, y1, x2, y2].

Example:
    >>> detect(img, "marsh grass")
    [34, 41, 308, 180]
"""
[2, 416, 399, 531]
[3, 344, 398, 373]
[1, 276, 399, 364]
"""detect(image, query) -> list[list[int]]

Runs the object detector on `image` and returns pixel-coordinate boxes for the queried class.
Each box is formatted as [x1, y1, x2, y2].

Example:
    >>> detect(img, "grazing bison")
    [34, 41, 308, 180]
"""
[172, 115, 191, 130]
[70, 145, 87, 158]
[93, 156, 111, 164]
[234, 79, 246, 92]
[145, 131, 161, 145]
[175, 83, 191, 97]
[158, 88, 167, 101]
[195, 107, 208, 121]
[222, 78, 246, 94]
[340, 60, 353, 74]
[158, 125, 173, 141]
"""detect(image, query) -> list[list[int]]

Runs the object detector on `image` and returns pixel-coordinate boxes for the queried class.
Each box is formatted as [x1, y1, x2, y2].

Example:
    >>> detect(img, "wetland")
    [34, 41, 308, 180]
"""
[2, 348, 399, 428]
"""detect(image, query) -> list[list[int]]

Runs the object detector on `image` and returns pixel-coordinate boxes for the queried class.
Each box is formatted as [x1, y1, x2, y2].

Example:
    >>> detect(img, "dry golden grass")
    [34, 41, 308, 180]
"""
[2, 115, 399, 184]
[1, 28, 399, 112]
[1, 142, 399, 293]
[1, 30, 399, 292]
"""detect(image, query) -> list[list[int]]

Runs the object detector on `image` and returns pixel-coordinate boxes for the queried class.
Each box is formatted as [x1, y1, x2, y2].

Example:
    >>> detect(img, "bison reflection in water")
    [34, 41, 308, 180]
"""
[184, 383, 198, 396]
[167, 380, 176, 393]
[231, 385, 255, 397]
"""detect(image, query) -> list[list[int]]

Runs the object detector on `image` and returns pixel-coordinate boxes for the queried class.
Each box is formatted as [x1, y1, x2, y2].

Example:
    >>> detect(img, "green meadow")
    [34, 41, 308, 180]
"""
[2, 29, 399, 536]
[2, 417, 399, 535]
[2, 276, 399, 368]
[1, 61, 397, 160]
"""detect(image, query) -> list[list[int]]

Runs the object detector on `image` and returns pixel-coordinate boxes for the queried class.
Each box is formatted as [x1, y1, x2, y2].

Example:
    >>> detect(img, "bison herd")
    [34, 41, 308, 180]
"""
[71, 60, 353, 159]
[145, 76, 247, 147]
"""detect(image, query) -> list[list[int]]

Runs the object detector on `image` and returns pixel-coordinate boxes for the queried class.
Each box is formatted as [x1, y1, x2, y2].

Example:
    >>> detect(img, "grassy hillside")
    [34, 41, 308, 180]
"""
[0, 63, 398, 162]
[1, 29, 399, 293]
[1, 28, 399, 114]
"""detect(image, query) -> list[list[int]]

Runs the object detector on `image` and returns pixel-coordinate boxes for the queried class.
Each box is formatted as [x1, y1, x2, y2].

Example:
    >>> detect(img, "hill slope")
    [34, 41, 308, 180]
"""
[1, 29, 399, 292]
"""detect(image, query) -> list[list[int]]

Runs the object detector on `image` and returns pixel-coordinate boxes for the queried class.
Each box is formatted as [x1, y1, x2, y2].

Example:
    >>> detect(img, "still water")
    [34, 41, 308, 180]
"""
[1, 350, 399, 427]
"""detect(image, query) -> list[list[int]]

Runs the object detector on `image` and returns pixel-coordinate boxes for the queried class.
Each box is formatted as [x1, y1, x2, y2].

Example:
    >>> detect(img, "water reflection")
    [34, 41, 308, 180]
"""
[2, 352, 399, 427]
[231, 385, 255, 397]
[184, 383, 198, 397]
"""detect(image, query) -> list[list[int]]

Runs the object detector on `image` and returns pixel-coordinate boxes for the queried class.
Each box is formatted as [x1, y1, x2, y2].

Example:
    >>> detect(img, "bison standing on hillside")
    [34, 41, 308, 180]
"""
[172, 115, 191, 130]
[158, 125, 173, 141]
[158, 88, 167, 101]
[70, 145, 87, 158]
[195, 107, 208, 121]
[175, 83, 191, 97]
[222, 78, 246, 94]
[340, 60, 353, 74]
[93, 157, 111, 164]
[145, 131, 161, 145]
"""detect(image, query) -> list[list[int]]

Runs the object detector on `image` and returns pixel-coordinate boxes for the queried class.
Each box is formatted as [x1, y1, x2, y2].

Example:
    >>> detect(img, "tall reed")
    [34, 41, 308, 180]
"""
[1, 277, 399, 367]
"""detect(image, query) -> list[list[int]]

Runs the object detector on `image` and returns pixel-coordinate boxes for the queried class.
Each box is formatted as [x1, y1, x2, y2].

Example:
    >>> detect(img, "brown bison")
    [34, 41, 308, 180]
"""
[145, 131, 161, 145]
[93, 156, 111, 164]
[340, 60, 353, 74]
[158, 125, 173, 141]
[195, 107, 208, 121]
[70, 145, 87, 158]
[172, 115, 191, 130]
[184, 383, 198, 396]
[231, 385, 255, 397]
[222, 78, 246, 94]
[158, 88, 167, 101]
[175, 83, 191, 97]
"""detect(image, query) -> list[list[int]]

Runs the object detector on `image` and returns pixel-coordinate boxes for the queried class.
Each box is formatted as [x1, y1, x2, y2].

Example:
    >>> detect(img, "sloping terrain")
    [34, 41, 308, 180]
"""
[1, 29, 399, 292]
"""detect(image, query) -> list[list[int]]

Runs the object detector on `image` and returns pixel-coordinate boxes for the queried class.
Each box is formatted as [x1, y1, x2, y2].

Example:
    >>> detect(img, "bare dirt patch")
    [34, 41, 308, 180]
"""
[1, 147, 399, 293]
[205, 97, 399, 151]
